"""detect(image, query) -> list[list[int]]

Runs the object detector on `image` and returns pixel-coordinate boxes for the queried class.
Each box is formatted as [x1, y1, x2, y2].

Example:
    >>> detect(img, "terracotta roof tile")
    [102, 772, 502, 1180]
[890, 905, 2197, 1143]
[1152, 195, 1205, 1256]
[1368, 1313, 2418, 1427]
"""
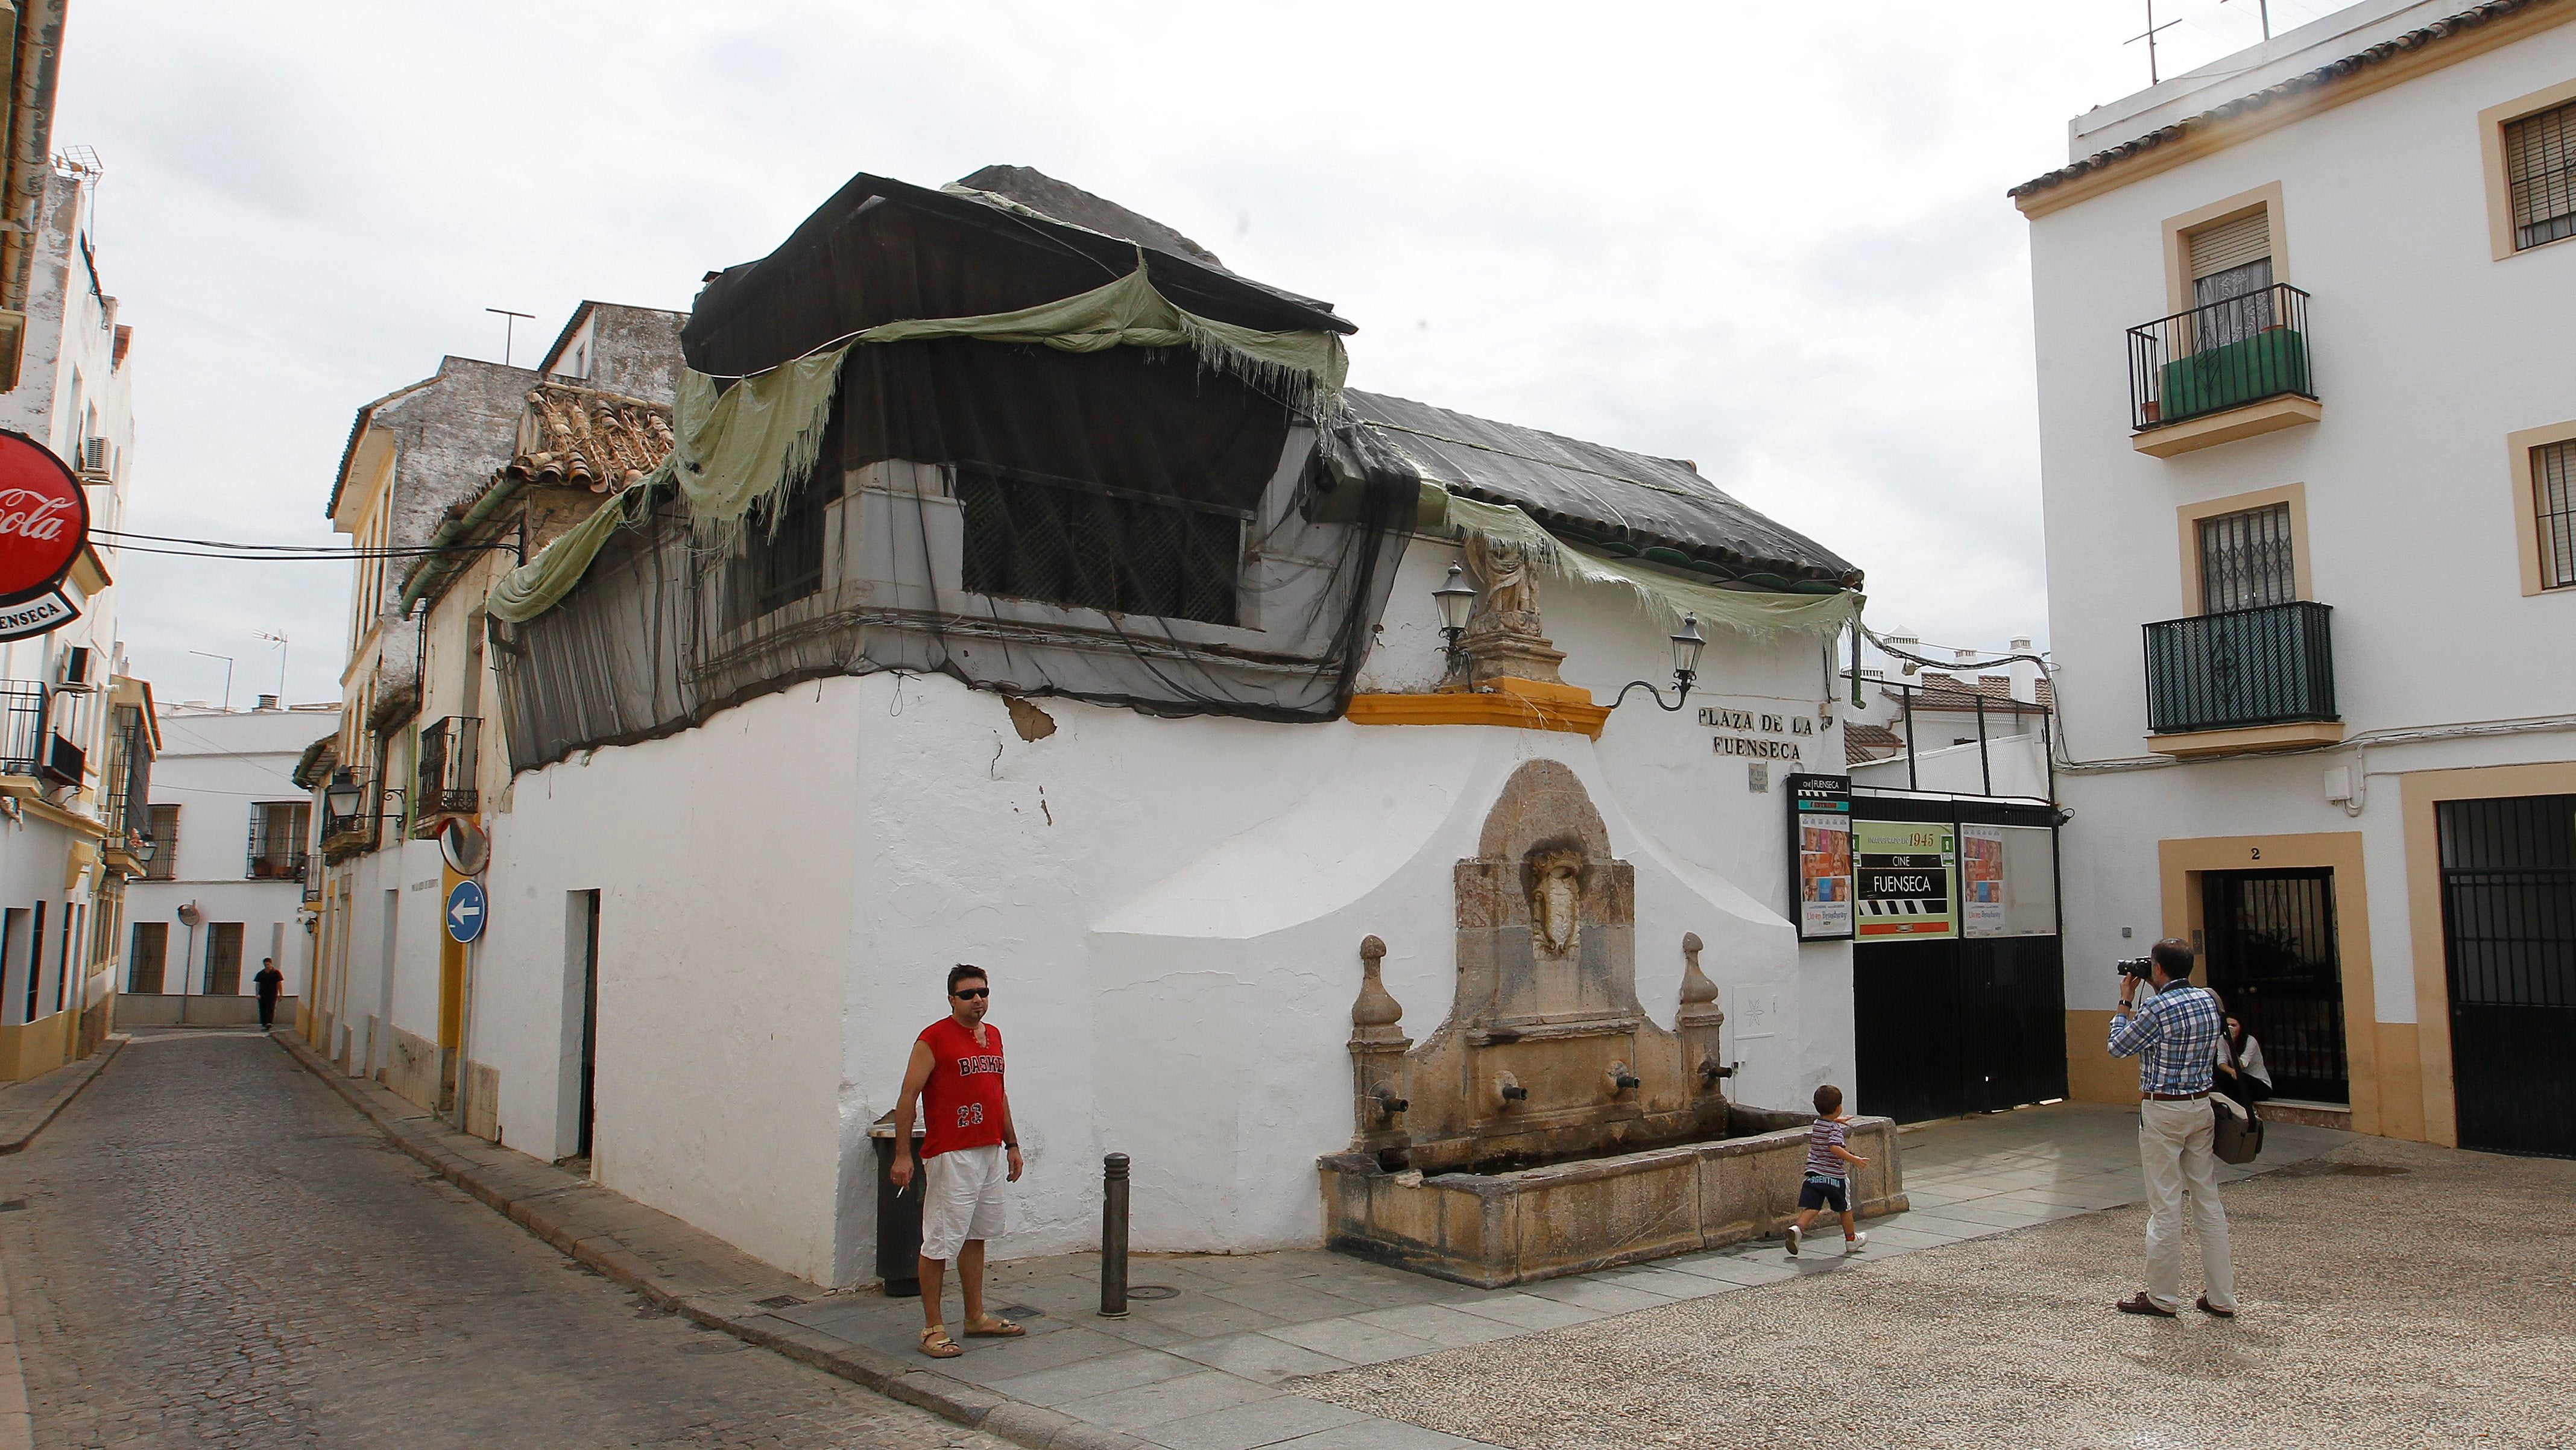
[1845, 723, 1903, 765]
[504, 382, 675, 493]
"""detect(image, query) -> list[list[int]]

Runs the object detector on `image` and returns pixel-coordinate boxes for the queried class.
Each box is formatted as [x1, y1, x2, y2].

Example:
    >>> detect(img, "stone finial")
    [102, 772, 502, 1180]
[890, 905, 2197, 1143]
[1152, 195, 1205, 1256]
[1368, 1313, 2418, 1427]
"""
[1677, 931, 1723, 1028]
[1351, 935, 1406, 1042]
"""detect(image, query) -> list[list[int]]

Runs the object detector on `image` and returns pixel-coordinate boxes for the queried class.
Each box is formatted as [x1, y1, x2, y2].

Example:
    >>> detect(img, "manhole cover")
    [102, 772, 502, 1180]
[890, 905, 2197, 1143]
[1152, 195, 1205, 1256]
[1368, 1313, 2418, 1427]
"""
[991, 1303, 1046, 1319]
[0, 1199, 25, 1213]
[754, 1294, 806, 1310]
[1126, 1284, 1179, 1301]
[678, 1341, 740, 1355]
[2329, 1163, 2410, 1177]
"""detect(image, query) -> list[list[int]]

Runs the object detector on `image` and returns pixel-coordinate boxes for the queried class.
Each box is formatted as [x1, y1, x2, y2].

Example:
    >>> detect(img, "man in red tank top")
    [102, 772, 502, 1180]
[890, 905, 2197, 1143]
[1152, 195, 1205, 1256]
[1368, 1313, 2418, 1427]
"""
[889, 965, 1023, 1358]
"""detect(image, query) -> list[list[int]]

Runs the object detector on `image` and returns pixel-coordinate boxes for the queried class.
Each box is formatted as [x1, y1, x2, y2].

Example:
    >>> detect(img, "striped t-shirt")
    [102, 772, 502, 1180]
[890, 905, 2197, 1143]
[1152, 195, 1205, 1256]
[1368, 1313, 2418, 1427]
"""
[1805, 1116, 1850, 1180]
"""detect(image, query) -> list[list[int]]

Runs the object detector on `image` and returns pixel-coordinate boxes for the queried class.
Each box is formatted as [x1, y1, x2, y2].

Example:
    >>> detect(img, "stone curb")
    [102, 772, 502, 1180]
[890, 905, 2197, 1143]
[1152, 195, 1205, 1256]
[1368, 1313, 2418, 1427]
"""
[271, 1030, 1146, 1450]
[0, 1039, 124, 1156]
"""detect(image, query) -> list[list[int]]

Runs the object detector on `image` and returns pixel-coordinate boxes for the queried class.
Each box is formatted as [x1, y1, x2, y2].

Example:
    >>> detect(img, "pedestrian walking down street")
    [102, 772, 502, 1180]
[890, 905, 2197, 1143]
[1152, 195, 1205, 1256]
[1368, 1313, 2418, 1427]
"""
[253, 957, 284, 1032]
[1784, 1083, 1868, 1258]
[2107, 938, 2238, 1319]
[888, 965, 1025, 1359]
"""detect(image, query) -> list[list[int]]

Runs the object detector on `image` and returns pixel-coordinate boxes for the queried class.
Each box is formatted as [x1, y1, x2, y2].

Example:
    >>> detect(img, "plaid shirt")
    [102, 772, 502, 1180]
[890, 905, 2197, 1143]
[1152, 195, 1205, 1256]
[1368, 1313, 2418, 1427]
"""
[2109, 983, 2223, 1095]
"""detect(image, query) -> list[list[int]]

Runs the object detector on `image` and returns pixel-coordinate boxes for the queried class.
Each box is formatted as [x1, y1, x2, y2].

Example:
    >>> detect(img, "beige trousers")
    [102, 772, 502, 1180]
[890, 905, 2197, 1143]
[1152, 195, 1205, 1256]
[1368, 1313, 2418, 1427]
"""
[2139, 1096, 2237, 1313]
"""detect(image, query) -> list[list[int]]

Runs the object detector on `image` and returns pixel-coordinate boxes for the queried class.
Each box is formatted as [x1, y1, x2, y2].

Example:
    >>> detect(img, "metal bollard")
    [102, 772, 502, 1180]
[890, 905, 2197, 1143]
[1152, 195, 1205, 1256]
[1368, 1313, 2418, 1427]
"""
[1099, 1152, 1130, 1319]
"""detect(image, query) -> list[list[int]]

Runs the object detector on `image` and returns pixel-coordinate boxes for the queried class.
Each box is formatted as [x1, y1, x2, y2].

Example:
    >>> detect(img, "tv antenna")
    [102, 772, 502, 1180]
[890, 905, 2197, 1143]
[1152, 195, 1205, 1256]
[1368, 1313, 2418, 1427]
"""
[2126, 0, 2184, 85]
[254, 629, 289, 700]
[486, 307, 535, 368]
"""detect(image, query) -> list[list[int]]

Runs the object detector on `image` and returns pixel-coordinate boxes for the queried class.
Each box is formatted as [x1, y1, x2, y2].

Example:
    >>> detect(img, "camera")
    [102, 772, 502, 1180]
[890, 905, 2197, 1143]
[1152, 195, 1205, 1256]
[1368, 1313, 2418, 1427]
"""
[2115, 956, 2156, 981]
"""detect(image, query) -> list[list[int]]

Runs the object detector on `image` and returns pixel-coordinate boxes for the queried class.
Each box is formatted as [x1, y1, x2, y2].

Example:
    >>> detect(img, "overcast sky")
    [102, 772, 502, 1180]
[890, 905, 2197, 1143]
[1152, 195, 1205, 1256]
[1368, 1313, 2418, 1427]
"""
[54, 0, 2339, 708]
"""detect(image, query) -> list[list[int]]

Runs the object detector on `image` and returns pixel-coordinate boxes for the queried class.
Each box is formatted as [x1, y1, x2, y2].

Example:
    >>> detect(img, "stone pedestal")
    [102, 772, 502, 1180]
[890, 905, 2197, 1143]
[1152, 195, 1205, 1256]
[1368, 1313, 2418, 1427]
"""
[1456, 611, 1565, 690]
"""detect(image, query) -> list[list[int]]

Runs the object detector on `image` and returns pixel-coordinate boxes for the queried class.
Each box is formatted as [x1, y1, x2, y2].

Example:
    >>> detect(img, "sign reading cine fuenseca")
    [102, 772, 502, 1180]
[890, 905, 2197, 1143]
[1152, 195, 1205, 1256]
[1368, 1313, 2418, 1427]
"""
[0, 430, 90, 641]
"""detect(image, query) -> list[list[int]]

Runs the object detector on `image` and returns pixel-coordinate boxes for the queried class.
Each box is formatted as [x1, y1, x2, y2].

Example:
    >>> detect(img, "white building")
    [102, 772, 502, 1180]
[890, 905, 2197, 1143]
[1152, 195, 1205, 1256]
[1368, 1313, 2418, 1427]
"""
[307, 168, 1879, 1287]
[122, 701, 339, 1008]
[0, 10, 158, 1084]
[2016, 0, 2576, 1156]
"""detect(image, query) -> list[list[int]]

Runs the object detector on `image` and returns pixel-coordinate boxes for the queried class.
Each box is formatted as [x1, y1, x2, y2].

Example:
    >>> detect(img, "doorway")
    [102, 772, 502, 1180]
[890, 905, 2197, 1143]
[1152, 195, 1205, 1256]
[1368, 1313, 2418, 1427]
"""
[205, 923, 244, 995]
[566, 889, 600, 1159]
[129, 921, 168, 993]
[2437, 793, 2575, 1158]
[2200, 868, 2347, 1103]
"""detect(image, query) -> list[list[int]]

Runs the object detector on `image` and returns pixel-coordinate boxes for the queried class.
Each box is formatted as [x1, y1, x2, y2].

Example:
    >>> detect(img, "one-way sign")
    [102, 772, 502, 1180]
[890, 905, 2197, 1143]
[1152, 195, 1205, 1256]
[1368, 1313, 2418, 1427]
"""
[445, 878, 488, 945]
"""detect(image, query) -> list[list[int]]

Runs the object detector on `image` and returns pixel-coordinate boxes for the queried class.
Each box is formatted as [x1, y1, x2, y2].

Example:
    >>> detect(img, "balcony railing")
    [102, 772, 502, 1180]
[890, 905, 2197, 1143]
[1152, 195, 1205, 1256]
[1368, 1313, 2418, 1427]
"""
[2127, 283, 2314, 432]
[2144, 600, 2337, 735]
[416, 716, 481, 819]
[0, 680, 45, 778]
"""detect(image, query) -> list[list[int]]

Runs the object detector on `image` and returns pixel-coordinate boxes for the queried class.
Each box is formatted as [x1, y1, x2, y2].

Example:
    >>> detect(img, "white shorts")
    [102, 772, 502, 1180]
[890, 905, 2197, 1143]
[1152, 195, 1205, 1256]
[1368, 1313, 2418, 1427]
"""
[919, 1144, 1009, 1262]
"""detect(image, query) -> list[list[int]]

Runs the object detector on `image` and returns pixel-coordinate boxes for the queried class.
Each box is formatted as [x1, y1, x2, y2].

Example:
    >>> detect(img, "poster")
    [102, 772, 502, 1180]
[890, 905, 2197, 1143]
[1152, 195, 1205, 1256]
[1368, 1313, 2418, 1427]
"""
[1960, 823, 2058, 939]
[1854, 819, 1956, 940]
[1785, 774, 1853, 941]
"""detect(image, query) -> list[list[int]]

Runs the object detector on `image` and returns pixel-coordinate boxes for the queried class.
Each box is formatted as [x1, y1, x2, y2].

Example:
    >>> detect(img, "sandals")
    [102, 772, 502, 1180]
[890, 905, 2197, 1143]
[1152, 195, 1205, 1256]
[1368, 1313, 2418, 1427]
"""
[964, 1315, 1026, 1338]
[919, 1326, 963, 1358]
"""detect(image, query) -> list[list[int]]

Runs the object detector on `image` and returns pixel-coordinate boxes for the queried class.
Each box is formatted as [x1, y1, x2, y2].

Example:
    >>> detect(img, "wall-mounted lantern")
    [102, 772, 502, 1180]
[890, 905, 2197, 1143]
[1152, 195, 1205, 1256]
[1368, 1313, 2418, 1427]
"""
[1610, 616, 1706, 712]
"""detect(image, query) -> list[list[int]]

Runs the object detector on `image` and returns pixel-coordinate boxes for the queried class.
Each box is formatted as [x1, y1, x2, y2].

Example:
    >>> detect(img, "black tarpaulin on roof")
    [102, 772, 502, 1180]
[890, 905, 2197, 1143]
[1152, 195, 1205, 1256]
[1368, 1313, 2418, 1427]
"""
[1346, 390, 1861, 590]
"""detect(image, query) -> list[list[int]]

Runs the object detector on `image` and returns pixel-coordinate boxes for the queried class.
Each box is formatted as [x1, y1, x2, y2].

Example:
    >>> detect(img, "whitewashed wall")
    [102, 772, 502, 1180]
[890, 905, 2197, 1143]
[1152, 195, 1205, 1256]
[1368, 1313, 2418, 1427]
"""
[460, 532, 1855, 1284]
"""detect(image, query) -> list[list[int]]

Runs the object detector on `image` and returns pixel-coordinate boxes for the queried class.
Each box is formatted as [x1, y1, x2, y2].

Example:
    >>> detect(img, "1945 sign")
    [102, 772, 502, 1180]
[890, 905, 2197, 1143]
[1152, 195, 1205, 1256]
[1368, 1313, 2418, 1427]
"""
[0, 430, 89, 642]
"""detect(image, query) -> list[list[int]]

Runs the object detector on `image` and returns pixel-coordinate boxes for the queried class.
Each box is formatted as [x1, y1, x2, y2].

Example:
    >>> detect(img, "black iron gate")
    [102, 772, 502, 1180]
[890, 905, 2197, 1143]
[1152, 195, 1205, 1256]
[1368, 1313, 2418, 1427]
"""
[2439, 793, 2576, 1159]
[2200, 868, 2347, 1103]
[1851, 795, 2066, 1124]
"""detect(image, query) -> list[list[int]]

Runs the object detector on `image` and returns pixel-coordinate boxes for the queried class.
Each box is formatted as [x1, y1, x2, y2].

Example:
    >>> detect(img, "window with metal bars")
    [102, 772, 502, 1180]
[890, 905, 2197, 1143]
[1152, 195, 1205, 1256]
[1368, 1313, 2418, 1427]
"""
[956, 467, 1244, 627]
[2505, 99, 2576, 251]
[737, 471, 842, 622]
[2536, 439, 2576, 591]
[2197, 503, 2297, 613]
[144, 803, 179, 880]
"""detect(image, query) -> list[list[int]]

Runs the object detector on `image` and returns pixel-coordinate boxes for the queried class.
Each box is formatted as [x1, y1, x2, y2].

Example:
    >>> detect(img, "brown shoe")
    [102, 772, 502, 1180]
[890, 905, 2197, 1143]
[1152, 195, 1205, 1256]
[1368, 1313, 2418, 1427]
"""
[2115, 1293, 2177, 1317]
[2196, 1296, 2237, 1319]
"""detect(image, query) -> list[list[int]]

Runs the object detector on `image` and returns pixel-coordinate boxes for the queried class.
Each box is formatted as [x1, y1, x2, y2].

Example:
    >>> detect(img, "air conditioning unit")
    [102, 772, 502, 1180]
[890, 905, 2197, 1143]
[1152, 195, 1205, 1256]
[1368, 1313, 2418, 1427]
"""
[78, 437, 109, 476]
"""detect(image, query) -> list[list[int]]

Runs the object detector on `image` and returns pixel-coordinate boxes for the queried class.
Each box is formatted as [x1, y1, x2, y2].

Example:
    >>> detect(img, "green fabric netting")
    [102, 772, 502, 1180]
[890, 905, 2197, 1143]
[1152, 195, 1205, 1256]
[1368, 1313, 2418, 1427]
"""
[1438, 492, 1863, 638]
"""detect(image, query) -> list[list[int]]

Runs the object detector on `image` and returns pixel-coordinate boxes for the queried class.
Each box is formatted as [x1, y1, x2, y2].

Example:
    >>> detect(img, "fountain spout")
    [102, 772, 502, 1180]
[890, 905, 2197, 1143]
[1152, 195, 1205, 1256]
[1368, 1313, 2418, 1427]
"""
[1606, 1061, 1643, 1096]
[1698, 1058, 1738, 1088]
[1371, 1085, 1410, 1118]
[1495, 1072, 1529, 1108]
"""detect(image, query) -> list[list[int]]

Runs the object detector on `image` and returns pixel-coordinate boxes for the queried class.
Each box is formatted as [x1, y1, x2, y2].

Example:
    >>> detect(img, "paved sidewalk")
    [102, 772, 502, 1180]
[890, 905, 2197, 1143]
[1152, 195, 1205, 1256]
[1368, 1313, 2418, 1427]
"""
[277, 1021, 2352, 1450]
[755, 1103, 2346, 1450]
[0, 1041, 121, 1155]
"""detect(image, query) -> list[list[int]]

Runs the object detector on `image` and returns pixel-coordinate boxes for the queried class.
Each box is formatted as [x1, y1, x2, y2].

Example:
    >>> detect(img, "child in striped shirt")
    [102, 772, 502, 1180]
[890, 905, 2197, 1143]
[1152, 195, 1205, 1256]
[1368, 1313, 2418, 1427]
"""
[1785, 1083, 1869, 1257]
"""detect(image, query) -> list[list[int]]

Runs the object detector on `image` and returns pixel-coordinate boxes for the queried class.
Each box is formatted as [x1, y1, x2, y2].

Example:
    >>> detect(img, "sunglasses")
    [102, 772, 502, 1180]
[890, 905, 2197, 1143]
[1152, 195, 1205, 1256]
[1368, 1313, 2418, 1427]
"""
[953, 987, 990, 1000]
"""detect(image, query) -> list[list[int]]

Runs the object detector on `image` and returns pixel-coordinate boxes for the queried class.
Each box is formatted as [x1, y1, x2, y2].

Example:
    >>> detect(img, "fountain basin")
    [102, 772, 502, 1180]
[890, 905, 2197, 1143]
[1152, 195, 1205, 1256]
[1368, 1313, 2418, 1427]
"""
[1318, 1105, 1907, 1288]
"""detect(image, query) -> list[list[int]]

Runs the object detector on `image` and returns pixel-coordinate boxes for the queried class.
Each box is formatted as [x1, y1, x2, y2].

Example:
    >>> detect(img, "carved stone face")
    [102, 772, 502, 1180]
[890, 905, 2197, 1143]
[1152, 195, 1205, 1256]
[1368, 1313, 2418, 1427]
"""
[1529, 850, 1583, 958]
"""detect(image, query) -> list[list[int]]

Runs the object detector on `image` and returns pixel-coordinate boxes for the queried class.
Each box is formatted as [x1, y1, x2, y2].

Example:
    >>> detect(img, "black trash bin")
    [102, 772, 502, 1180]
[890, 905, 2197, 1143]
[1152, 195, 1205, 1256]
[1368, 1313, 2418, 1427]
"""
[868, 1119, 927, 1296]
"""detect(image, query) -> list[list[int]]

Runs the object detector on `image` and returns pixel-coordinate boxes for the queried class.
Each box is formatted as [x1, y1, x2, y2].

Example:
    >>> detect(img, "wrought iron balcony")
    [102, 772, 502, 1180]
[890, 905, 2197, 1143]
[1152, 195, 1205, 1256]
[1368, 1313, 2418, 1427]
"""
[0, 680, 44, 780]
[2143, 601, 2337, 736]
[415, 716, 481, 819]
[2128, 283, 2314, 432]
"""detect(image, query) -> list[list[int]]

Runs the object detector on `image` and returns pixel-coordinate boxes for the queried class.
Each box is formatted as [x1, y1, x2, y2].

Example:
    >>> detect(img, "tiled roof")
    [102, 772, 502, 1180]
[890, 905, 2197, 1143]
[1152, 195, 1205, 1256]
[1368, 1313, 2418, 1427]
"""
[1893, 673, 2054, 713]
[1845, 723, 1904, 766]
[503, 382, 675, 494]
[2010, 0, 2552, 201]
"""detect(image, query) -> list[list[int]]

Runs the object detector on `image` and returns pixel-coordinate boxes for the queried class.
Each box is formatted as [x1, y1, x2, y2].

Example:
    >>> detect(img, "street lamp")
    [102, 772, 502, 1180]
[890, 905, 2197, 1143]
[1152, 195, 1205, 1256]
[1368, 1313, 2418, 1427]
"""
[131, 831, 156, 866]
[1609, 616, 1706, 712]
[1432, 564, 1476, 664]
[324, 768, 364, 823]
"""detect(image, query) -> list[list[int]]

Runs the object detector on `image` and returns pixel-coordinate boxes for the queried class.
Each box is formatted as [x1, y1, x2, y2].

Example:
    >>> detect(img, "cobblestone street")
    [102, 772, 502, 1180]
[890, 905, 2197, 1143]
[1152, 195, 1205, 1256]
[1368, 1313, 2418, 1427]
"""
[0, 1031, 1009, 1449]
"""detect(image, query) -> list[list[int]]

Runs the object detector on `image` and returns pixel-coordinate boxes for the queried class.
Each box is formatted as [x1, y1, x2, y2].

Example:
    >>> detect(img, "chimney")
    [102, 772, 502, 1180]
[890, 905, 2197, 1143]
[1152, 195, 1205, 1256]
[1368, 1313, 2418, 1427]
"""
[1883, 626, 1921, 676]
[256, 694, 280, 711]
[2007, 637, 2040, 705]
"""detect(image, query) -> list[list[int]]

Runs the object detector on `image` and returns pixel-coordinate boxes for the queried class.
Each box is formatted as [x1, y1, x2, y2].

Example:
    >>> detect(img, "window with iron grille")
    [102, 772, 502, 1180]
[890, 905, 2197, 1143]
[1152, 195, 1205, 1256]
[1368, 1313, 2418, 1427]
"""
[738, 471, 842, 622]
[2505, 99, 2576, 251]
[2537, 440, 2576, 591]
[246, 801, 311, 880]
[2198, 503, 2297, 614]
[144, 803, 179, 880]
[957, 467, 1243, 628]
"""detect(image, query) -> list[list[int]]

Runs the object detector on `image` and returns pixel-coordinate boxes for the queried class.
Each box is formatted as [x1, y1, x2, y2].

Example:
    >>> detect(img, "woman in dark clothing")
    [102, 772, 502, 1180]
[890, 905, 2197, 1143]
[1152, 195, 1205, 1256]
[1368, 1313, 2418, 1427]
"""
[2214, 1013, 2272, 1110]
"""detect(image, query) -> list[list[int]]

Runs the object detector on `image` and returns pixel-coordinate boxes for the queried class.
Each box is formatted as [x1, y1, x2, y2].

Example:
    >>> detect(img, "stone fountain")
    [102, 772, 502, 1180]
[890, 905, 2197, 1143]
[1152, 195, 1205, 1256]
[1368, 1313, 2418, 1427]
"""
[1317, 758, 1906, 1287]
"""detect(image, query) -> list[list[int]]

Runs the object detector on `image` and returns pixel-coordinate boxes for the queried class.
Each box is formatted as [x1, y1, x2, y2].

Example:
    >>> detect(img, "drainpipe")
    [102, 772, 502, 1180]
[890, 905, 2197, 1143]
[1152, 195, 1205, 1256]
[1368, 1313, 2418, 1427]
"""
[397, 473, 527, 616]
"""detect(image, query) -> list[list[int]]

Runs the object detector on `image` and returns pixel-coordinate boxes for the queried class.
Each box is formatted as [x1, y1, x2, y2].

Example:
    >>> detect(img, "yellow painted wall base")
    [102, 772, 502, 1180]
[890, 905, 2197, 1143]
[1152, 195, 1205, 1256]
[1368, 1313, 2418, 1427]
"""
[0, 1009, 76, 1084]
[2063, 1010, 2140, 1106]
[1346, 676, 1611, 738]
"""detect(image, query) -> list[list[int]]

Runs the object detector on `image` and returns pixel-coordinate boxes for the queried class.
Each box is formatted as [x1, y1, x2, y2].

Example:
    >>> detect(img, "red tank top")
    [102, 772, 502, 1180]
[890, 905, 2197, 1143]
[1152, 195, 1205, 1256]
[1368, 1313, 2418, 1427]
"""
[917, 1017, 1006, 1158]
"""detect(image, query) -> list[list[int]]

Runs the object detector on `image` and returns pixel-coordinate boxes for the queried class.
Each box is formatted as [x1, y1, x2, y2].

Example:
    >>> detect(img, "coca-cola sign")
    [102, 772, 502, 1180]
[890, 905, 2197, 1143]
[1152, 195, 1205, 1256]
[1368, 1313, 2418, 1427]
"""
[0, 430, 89, 641]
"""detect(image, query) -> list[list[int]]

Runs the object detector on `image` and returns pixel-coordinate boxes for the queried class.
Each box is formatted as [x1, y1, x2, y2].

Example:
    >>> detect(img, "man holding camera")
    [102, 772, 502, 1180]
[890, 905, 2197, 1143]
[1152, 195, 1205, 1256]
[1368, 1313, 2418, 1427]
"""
[2107, 938, 2238, 1319]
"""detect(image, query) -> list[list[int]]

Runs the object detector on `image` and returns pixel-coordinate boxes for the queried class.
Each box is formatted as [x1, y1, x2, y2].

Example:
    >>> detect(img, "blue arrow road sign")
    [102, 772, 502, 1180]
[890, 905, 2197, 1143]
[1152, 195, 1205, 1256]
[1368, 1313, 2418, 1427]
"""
[445, 878, 488, 944]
